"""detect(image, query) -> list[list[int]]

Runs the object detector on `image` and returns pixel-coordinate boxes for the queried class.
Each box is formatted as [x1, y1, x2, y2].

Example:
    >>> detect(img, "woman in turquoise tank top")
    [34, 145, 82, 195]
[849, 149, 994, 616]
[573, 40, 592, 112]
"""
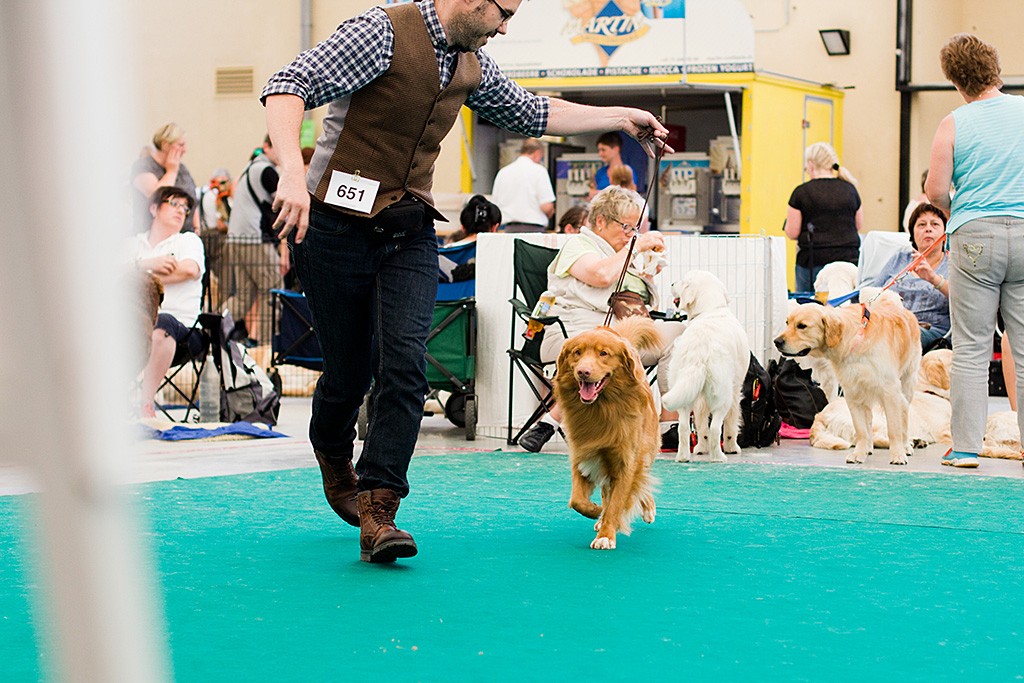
[925, 33, 1024, 468]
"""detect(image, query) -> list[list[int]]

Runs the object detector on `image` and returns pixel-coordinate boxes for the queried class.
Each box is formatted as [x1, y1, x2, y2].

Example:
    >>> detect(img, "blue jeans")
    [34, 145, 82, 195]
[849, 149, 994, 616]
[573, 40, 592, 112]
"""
[292, 202, 438, 496]
[794, 264, 824, 293]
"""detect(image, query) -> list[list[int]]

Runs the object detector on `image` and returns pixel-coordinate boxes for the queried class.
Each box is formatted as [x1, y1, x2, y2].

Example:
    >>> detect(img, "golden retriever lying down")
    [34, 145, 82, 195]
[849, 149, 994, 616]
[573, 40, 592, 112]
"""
[774, 291, 921, 465]
[554, 317, 664, 550]
[809, 349, 952, 452]
[981, 412, 1022, 459]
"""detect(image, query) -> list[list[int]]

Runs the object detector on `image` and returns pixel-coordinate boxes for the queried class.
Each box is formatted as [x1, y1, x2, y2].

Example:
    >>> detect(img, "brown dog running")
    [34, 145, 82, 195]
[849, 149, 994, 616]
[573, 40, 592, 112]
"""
[554, 317, 664, 550]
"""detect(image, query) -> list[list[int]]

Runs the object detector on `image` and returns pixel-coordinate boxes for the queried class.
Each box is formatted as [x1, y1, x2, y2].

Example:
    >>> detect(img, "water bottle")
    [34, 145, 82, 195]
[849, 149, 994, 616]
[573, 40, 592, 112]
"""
[199, 357, 220, 423]
[524, 292, 556, 340]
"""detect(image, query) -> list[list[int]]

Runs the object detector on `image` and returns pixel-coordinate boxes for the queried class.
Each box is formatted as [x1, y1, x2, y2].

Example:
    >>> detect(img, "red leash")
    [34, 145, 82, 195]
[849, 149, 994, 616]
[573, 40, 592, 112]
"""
[859, 234, 947, 329]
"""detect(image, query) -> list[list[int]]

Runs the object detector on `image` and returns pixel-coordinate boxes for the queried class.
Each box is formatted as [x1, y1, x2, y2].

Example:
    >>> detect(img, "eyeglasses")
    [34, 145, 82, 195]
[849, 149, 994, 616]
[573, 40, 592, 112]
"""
[485, 0, 514, 24]
[163, 199, 190, 211]
[610, 219, 637, 236]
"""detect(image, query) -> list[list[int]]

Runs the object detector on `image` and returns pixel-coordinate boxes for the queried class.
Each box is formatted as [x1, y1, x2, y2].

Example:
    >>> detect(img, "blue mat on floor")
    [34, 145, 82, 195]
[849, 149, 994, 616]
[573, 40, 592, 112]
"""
[140, 423, 288, 441]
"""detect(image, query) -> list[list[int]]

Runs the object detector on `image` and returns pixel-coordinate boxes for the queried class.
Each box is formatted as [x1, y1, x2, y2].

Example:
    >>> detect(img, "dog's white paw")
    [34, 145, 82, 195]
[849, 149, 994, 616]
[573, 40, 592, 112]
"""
[591, 536, 615, 550]
[846, 452, 866, 464]
[674, 451, 691, 463]
[890, 452, 908, 465]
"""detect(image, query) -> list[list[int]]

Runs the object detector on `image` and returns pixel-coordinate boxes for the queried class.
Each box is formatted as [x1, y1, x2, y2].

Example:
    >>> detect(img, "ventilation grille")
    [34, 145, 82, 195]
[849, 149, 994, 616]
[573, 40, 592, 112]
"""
[215, 67, 254, 96]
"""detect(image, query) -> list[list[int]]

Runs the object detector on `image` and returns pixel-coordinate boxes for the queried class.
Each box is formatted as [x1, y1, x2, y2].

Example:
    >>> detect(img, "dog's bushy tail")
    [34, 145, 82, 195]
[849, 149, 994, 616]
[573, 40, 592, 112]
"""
[661, 360, 705, 412]
[611, 316, 664, 354]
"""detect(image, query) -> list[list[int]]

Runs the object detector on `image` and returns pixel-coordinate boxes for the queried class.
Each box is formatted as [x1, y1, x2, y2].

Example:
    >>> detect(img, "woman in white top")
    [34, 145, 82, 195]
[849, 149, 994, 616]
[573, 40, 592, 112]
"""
[519, 186, 686, 452]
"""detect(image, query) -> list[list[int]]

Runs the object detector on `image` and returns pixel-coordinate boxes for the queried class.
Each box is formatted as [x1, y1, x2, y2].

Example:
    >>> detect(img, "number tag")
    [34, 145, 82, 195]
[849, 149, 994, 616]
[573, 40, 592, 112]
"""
[324, 170, 379, 214]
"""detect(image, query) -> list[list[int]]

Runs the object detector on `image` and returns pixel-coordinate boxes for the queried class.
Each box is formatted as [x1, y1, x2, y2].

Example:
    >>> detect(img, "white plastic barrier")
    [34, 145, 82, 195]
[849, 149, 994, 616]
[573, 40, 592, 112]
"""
[474, 233, 789, 443]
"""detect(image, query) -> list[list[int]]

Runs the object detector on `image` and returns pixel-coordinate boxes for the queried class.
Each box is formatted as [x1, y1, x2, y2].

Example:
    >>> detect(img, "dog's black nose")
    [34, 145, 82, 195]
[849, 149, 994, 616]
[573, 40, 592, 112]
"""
[773, 337, 784, 350]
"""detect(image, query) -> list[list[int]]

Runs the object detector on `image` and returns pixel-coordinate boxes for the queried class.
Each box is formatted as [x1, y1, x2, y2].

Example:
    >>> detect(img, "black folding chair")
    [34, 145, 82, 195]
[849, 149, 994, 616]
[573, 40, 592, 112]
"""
[154, 312, 223, 422]
[506, 240, 567, 446]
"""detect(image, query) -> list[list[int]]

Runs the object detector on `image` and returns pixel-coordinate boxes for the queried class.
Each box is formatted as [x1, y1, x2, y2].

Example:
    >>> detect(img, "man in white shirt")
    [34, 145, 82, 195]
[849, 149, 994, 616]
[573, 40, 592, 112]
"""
[491, 138, 555, 232]
[130, 186, 206, 418]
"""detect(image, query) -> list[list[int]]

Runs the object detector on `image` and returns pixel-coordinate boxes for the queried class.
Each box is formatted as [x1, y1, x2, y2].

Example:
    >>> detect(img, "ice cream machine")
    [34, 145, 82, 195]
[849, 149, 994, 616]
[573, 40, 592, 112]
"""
[656, 153, 711, 232]
[554, 153, 602, 223]
[656, 151, 741, 233]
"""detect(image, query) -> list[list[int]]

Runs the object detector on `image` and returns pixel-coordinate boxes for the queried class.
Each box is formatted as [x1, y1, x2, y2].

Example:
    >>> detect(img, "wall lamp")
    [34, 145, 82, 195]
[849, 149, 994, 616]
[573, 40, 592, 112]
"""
[819, 29, 851, 56]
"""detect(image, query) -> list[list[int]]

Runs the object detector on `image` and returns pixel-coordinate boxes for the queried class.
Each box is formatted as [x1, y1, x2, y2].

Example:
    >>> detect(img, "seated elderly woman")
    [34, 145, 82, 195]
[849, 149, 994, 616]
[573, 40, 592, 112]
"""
[862, 202, 950, 350]
[518, 185, 687, 452]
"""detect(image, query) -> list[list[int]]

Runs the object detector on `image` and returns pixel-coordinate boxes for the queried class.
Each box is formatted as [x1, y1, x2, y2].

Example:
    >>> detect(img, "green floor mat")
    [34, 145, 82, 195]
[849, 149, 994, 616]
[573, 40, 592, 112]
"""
[3, 456, 1024, 681]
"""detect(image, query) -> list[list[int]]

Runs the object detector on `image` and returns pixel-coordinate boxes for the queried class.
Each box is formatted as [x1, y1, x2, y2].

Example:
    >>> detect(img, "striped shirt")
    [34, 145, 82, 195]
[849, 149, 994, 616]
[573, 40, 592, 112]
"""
[948, 94, 1024, 233]
[261, 0, 548, 136]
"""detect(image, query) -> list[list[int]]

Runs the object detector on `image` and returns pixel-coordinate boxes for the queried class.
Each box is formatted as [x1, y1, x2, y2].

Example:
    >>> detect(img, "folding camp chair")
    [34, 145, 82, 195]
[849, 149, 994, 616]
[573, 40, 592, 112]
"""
[425, 296, 477, 440]
[153, 312, 222, 422]
[506, 239, 567, 446]
[437, 241, 477, 301]
[270, 288, 323, 372]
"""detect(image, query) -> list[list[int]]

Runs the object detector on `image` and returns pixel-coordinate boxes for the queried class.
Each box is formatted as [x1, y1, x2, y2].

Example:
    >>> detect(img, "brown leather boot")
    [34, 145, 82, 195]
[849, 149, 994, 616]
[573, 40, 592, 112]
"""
[357, 489, 418, 563]
[313, 450, 359, 527]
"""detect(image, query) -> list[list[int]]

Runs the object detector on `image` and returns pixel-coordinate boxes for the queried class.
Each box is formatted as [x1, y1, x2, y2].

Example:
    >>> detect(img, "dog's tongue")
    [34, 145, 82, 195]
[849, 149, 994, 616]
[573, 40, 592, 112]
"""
[579, 380, 601, 403]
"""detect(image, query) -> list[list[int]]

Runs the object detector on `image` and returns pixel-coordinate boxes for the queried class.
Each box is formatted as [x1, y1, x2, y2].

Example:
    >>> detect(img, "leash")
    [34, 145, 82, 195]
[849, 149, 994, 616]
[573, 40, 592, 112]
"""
[864, 233, 947, 306]
[827, 233, 947, 332]
[602, 126, 666, 327]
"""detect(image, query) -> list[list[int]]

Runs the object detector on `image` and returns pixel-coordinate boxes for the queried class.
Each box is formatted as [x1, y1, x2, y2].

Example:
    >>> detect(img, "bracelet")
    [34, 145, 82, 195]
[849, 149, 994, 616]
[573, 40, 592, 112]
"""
[935, 276, 946, 290]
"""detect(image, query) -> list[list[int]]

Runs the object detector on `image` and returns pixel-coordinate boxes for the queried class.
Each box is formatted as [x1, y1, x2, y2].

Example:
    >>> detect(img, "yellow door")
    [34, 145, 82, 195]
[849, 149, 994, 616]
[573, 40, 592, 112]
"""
[802, 95, 834, 179]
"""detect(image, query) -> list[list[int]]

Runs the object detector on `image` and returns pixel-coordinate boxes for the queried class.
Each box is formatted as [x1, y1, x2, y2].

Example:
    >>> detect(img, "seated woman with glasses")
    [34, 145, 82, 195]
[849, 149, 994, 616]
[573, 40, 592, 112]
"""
[861, 202, 950, 352]
[518, 185, 687, 453]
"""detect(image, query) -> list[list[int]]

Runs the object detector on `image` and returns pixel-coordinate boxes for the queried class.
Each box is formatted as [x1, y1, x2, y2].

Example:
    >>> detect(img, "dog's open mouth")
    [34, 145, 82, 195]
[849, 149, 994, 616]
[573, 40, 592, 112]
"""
[779, 347, 811, 357]
[577, 377, 608, 403]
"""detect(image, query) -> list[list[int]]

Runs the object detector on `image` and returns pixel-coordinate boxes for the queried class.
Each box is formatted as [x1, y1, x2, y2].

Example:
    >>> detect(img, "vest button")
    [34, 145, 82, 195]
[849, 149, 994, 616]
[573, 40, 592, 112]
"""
[428, 118, 435, 125]
[411, 162, 418, 169]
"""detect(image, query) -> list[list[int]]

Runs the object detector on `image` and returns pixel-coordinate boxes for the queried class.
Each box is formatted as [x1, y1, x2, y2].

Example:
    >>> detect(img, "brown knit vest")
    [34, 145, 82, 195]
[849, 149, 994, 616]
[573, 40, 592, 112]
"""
[312, 3, 481, 219]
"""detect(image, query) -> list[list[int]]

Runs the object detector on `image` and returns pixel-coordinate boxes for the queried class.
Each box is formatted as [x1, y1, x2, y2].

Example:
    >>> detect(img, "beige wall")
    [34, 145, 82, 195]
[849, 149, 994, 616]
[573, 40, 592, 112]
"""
[133, 0, 1022, 228]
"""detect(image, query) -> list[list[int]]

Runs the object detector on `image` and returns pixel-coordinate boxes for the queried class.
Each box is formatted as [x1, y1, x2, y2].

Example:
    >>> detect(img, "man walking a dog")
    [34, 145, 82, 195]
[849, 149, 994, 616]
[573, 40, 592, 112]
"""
[262, 0, 671, 564]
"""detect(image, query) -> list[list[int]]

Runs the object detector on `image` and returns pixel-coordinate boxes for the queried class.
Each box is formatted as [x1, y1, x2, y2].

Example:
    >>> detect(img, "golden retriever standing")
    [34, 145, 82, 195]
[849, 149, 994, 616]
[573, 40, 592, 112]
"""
[774, 292, 921, 465]
[662, 270, 750, 463]
[809, 349, 952, 452]
[554, 317, 663, 550]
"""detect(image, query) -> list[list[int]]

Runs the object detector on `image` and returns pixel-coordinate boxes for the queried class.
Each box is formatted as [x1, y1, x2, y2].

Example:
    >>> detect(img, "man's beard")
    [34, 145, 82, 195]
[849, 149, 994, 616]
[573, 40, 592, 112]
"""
[447, 13, 493, 52]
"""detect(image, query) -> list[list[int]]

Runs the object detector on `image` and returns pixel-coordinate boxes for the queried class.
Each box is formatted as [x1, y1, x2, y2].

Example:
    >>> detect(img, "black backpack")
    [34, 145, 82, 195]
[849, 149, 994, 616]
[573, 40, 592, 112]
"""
[768, 358, 829, 429]
[736, 353, 782, 448]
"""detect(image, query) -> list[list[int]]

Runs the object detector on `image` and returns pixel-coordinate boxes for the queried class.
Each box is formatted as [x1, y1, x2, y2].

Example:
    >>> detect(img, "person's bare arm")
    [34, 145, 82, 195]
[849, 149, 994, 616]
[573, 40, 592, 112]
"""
[540, 201, 555, 218]
[783, 207, 802, 240]
[926, 114, 955, 215]
[568, 233, 665, 287]
[854, 206, 865, 233]
[545, 99, 674, 157]
[266, 94, 310, 242]
[155, 258, 200, 285]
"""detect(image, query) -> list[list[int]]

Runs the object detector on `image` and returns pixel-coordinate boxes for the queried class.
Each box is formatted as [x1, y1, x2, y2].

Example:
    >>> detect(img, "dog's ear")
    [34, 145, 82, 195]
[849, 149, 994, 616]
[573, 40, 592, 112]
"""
[619, 343, 645, 383]
[822, 310, 844, 348]
[677, 282, 695, 313]
[556, 339, 576, 376]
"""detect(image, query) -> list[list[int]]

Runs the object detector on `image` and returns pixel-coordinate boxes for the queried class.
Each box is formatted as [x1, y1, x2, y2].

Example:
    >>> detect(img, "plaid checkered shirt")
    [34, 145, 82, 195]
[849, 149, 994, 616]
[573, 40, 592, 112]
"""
[261, 0, 548, 136]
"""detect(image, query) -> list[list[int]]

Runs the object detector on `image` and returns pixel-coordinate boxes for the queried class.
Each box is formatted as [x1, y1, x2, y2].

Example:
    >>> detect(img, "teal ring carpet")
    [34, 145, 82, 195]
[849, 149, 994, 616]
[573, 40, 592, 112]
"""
[2, 454, 1023, 681]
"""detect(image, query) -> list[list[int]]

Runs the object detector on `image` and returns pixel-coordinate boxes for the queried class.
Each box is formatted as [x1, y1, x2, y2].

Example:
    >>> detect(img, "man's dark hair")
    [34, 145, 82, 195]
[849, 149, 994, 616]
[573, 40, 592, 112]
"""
[150, 185, 195, 211]
[596, 132, 622, 148]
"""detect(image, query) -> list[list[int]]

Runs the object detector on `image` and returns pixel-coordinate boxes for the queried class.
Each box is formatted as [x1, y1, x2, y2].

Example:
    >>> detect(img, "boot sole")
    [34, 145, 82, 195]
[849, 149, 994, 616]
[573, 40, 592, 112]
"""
[361, 539, 419, 564]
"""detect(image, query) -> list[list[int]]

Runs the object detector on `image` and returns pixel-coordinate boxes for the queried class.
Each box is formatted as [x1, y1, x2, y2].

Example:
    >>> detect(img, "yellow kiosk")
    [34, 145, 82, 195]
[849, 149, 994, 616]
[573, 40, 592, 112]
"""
[463, 0, 845, 289]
